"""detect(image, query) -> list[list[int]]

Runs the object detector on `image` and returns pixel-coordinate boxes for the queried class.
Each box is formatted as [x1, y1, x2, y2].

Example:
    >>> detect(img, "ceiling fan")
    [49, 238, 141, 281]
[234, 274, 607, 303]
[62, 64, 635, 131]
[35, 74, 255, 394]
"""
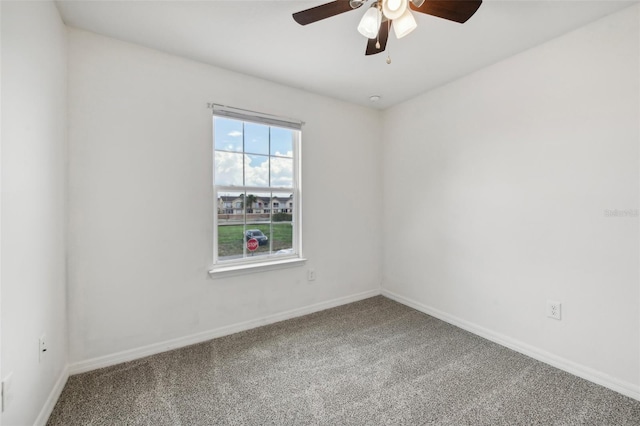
[293, 0, 482, 56]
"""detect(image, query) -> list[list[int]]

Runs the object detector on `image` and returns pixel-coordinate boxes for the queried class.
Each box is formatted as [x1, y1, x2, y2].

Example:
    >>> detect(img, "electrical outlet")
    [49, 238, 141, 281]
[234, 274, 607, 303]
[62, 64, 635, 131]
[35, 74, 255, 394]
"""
[307, 268, 316, 281]
[547, 300, 562, 320]
[39, 334, 47, 362]
[2, 372, 13, 412]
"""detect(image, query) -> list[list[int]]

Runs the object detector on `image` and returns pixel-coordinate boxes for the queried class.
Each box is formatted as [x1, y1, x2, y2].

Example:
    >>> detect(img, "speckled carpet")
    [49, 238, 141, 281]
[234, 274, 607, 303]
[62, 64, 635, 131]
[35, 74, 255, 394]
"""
[48, 296, 640, 425]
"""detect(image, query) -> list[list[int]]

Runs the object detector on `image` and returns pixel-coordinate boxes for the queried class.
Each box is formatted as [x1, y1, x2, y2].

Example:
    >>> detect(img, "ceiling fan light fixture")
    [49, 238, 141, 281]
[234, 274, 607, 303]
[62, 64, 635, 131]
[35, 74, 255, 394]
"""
[357, 5, 382, 39]
[393, 8, 417, 39]
[410, 0, 426, 7]
[382, 0, 407, 20]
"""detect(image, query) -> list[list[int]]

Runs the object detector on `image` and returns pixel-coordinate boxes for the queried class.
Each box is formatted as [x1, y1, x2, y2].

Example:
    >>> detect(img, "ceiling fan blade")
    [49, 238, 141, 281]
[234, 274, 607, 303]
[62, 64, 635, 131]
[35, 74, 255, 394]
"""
[409, 0, 482, 23]
[365, 20, 391, 56]
[293, 0, 359, 26]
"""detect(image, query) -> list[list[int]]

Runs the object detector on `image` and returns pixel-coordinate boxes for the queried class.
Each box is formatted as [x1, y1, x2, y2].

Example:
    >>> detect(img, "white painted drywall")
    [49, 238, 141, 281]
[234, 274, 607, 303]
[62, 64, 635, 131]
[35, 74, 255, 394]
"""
[66, 29, 383, 363]
[1, 1, 68, 425]
[382, 5, 640, 392]
[0, 3, 3, 424]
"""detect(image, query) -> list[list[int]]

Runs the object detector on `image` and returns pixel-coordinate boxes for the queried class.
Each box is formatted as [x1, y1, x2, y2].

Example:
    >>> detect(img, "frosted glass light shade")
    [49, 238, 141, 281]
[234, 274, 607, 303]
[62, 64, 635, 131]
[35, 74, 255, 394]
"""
[357, 6, 382, 39]
[393, 8, 417, 39]
[382, 0, 407, 20]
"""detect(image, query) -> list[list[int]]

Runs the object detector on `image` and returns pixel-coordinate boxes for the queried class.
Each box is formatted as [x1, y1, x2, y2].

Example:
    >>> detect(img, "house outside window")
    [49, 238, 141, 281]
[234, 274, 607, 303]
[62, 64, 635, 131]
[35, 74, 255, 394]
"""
[211, 105, 303, 272]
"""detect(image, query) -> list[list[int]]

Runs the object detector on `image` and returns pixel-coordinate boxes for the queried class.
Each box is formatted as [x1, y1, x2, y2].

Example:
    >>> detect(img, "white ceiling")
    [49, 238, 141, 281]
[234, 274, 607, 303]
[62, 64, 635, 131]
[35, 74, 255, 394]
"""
[56, 0, 637, 109]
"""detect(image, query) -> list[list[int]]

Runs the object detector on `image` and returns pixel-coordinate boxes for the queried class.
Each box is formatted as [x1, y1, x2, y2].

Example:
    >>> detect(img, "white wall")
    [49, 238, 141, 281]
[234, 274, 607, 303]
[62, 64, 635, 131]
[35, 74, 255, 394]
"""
[382, 4, 639, 396]
[67, 29, 383, 365]
[1, 2, 68, 425]
[0, 4, 4, 424]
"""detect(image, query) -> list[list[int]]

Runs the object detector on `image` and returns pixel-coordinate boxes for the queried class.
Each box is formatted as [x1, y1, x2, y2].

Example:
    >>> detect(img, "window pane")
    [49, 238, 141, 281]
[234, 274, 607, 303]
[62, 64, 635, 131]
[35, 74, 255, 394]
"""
[270, 127, 293, 157]
[245, 224, 271, 257]
[244, 122, 269, 155]
[214, 151, 243, 186]
[217, 191, 245, 261]
[214, 117, 243, 152]
[244, 192, 259, 215]
[247, 192, 271, 217]
[245, 154, 269, 187]
[245, 192, 271, 257]
[270, 157, 293, 188]
[272, 192, 294, 255]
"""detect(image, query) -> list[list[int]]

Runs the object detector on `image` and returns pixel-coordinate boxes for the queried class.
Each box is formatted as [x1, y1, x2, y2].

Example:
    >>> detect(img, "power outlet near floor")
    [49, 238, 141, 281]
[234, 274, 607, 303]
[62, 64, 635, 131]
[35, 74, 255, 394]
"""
[547, 300, 562, 320]
[307, 268, 316, 282]
[39, 334, 48, 362]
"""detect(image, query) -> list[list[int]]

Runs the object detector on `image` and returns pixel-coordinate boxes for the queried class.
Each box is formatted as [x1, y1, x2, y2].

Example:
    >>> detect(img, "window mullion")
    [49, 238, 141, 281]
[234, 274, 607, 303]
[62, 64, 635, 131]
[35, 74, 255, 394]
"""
[242, 123, 247, 259]
[217, 185, 287, 194]
[213, 186, 219, 264]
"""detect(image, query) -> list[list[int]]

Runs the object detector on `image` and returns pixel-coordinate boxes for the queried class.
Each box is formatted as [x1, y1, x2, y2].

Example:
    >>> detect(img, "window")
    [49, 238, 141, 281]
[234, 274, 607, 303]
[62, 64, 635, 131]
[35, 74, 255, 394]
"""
[211, 105, 303, 272]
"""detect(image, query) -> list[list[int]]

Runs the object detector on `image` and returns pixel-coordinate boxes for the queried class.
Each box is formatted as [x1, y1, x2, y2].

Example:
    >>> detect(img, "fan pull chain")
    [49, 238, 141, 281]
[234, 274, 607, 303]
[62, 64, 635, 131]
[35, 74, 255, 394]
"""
[376, 1, 382, 49]
[385, 19, 391, 64]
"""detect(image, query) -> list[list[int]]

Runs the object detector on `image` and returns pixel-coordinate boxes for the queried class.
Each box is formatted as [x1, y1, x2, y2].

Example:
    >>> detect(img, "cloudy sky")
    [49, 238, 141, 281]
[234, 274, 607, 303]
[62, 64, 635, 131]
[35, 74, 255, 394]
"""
[214, 117, 294, 188]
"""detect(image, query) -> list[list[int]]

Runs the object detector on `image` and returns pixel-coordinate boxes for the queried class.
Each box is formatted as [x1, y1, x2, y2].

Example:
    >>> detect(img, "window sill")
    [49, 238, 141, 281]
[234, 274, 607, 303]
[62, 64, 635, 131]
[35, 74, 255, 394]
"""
[209, 257, 307, 279]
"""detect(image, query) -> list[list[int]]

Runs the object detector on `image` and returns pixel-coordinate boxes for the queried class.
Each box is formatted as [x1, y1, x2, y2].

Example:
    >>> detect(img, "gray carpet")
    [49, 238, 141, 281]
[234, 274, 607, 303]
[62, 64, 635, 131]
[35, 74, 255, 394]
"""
[48, 296, 640, 425]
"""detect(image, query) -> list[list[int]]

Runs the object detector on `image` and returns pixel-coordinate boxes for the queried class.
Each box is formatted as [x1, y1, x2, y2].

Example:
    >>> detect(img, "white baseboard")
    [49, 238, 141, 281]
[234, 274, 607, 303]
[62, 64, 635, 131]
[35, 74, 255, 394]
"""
[382, 289, 640, 402]
[69, 289, 381, 375]
[66, 287, 639, 401]
[34, 364, 69, 426]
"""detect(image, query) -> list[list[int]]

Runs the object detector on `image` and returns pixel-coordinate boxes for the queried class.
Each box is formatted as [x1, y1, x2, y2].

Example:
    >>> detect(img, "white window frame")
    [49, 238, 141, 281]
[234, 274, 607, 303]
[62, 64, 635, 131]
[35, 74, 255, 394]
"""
[209, 105, 305, 278]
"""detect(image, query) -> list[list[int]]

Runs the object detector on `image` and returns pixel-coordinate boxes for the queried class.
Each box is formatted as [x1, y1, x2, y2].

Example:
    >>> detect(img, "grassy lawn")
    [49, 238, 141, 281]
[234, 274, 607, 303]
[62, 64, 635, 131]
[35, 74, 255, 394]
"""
[218, 223, 293, 258]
